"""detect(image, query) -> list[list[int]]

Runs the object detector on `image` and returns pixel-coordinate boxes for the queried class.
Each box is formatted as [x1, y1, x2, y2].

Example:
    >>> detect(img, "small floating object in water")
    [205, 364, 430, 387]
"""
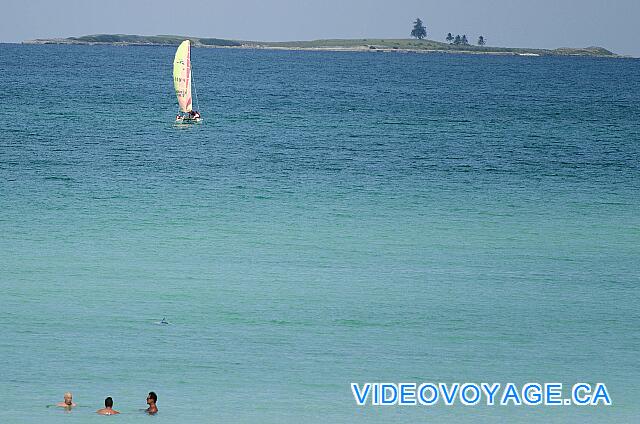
[154, 317, 170, 325]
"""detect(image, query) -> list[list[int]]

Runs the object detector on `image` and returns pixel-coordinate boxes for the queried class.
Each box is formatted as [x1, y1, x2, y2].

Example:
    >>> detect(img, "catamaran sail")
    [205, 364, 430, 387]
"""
[174, 40, 193, 113]
[174, 40, 201, 122]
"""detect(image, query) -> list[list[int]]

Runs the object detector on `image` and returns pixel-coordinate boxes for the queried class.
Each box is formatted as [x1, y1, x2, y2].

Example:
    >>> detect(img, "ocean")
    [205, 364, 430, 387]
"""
[0, 44, 638, 423]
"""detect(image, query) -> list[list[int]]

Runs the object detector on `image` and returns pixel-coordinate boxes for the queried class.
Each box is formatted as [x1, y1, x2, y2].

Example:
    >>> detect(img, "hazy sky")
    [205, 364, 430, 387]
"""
[2, 0, 639, 56]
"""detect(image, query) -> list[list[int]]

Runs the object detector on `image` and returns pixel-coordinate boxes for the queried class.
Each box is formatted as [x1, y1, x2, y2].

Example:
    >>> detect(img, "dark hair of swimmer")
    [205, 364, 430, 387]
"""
[105, 397, 113, 408]
[148, 392, 157, 403]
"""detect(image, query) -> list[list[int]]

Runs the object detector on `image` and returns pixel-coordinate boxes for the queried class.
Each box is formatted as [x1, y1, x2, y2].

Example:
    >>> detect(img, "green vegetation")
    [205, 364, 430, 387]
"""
[198, 38, 242, 47]
[451, 34, 469, 46]
[411, 18, 427, 40]
[233, 38, 617, 57]
[24, 34, 618, 57]
[478, 36, 486, 46]
[65, 34, 241, 47]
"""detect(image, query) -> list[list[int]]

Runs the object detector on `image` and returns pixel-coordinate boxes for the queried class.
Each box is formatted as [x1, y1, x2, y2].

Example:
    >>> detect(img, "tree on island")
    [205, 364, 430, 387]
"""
[461, 35, 469, 45]
[446, 33, 454, 44]
[453, 35, 462, 45]
[478, 36, 486, 46]
[411, 18, 427, 40]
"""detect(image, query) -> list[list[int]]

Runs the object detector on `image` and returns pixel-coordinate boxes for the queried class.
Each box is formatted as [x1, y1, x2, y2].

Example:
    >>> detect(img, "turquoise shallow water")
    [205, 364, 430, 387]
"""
[0, 44, 639, 423]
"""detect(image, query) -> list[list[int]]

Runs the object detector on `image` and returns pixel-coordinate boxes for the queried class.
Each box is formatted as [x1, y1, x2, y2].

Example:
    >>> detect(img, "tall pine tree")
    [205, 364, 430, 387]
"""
[411, 18, 427, 40]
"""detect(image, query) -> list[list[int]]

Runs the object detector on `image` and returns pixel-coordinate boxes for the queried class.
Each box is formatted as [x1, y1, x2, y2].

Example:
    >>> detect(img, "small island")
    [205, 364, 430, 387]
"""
[23, 34, 618, 57]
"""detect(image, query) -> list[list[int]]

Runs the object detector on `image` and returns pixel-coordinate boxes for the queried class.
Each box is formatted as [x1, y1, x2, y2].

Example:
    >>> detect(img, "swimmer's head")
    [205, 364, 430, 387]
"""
[64, 392, 73, 406]
[105, 397, 113, 408]
[147, 392, 157, 405]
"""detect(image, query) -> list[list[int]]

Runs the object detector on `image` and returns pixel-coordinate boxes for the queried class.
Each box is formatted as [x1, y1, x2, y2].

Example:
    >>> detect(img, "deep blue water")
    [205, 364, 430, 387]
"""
[0, 44, 639, 423]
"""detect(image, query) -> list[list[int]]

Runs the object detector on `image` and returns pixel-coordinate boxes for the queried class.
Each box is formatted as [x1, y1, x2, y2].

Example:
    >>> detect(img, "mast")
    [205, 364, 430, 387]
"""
[193, 68, 200, 112]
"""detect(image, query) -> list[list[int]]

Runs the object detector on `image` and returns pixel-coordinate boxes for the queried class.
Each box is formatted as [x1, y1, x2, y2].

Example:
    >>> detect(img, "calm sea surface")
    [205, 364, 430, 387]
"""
[0, 44, 639, 423]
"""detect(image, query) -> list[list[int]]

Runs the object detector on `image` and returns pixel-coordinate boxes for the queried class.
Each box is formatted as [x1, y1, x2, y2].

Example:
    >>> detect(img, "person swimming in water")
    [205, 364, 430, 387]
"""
[146, 391, 158, 415]
[96, 397, 120, 415]
[56, 392, 77, 409]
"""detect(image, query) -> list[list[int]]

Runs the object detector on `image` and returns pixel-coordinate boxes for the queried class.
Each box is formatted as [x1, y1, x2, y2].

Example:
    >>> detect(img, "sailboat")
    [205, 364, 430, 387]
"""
[173, 40, 201, 123]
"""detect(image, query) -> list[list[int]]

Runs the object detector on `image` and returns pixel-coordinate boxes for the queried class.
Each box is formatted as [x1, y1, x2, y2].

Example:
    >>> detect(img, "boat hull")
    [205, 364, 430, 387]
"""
[175, 117, 202, 124]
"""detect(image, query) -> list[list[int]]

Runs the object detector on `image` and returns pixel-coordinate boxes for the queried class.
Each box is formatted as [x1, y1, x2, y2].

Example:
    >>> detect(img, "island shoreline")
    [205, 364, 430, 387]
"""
[21, 35, 625, 58]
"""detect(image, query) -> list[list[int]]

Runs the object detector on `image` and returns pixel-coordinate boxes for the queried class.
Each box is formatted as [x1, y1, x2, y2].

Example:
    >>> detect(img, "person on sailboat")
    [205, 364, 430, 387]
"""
[185, 110, 200, 120]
